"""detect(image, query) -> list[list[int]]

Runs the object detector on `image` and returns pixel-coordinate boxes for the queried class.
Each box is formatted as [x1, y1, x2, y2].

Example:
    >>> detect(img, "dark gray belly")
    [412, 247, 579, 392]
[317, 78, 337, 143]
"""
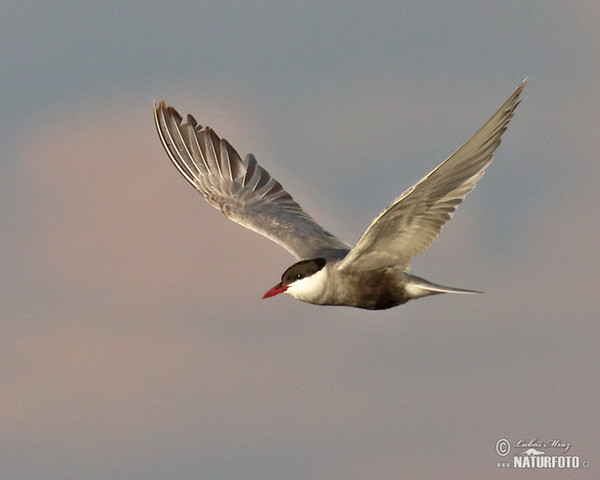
[339, 269, 408, 310]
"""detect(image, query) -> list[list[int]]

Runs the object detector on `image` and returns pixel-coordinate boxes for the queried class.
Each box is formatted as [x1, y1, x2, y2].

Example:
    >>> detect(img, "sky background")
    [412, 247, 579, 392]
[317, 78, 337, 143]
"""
[1, 1, 599, 479]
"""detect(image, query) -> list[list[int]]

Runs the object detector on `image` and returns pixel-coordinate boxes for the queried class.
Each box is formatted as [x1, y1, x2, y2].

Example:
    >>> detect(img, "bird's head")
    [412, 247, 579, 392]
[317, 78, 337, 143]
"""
[263, 257, 327, 300]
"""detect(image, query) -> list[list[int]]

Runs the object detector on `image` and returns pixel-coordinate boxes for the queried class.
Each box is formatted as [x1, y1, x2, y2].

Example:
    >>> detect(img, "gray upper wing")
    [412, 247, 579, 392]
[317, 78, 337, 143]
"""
[154, 102, 350, 260]
[337, 80, 525, 272]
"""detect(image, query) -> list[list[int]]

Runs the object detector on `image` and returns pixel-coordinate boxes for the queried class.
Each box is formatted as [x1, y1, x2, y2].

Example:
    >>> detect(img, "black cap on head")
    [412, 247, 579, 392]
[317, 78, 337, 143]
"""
[281, 258, 326, 286]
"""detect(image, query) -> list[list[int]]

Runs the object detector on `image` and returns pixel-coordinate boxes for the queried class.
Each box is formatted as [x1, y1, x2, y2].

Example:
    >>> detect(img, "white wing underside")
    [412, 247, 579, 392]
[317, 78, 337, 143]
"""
[154, 102, 350, 260]
[337, 80, 526, 272]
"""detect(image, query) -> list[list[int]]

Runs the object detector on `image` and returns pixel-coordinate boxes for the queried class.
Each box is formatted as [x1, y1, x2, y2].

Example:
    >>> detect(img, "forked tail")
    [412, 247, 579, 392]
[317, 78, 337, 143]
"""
[404, 274, 482, 299]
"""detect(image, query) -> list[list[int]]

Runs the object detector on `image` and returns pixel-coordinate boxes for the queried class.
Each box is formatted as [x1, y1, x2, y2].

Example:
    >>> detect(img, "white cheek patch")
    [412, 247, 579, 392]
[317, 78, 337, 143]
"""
[286, 267, 328, 301]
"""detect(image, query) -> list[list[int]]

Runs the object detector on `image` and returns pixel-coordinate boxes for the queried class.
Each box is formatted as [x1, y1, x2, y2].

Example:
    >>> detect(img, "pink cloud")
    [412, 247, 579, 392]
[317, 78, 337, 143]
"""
[14, 99, 289, 305]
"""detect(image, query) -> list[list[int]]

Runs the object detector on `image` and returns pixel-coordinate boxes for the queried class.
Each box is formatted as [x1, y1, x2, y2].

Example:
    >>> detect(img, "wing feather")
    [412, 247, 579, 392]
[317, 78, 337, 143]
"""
[154, 101, 350, 260]
[338, 80, 525, 272]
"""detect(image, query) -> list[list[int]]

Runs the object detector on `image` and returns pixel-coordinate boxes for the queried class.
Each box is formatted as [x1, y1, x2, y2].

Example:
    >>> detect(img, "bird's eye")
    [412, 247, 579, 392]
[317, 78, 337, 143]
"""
[295, 273, 304, 280]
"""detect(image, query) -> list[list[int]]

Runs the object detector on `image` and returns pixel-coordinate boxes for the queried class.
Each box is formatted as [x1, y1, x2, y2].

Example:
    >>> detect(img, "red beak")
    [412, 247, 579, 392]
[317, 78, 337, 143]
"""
[263, 283, 288, 299]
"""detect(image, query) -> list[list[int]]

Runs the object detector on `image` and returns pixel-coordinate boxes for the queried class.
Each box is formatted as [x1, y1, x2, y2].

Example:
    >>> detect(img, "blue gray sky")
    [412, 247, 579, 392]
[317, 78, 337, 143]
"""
[1, 1, 599, 479]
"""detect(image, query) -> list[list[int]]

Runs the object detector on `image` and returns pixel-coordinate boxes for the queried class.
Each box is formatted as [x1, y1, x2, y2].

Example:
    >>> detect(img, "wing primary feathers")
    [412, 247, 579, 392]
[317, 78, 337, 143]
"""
[153, 101, 198, 187]
[338, 80, 526, 272]
[153, 101, 350, 260]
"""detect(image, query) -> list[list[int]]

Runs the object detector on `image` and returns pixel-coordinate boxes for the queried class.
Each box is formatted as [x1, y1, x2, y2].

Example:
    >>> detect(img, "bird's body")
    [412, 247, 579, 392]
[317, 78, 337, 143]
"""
[154, 80, 524, 310]
[277, 260, 480, 310]
[282, 262, 410, 310]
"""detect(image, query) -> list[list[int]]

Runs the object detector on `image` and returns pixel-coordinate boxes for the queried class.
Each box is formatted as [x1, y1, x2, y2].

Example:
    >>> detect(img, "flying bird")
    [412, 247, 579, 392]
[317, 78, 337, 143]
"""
[154, 80, 524, 310]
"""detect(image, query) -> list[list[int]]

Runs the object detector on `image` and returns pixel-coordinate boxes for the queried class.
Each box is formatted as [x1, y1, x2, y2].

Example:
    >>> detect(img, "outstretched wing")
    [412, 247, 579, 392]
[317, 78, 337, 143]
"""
[338, 80, 525, 272]
[154, 102, 350, 260]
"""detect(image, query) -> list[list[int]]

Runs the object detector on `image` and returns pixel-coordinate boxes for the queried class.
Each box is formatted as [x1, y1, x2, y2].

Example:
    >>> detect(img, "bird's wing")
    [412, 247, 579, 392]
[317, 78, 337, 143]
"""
[338, 80, 525, 272]
[154, 102, 350, 260]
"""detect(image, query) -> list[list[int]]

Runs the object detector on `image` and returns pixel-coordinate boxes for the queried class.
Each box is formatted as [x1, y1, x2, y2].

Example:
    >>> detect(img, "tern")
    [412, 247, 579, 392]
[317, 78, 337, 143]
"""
[154, 81, 524, 310]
